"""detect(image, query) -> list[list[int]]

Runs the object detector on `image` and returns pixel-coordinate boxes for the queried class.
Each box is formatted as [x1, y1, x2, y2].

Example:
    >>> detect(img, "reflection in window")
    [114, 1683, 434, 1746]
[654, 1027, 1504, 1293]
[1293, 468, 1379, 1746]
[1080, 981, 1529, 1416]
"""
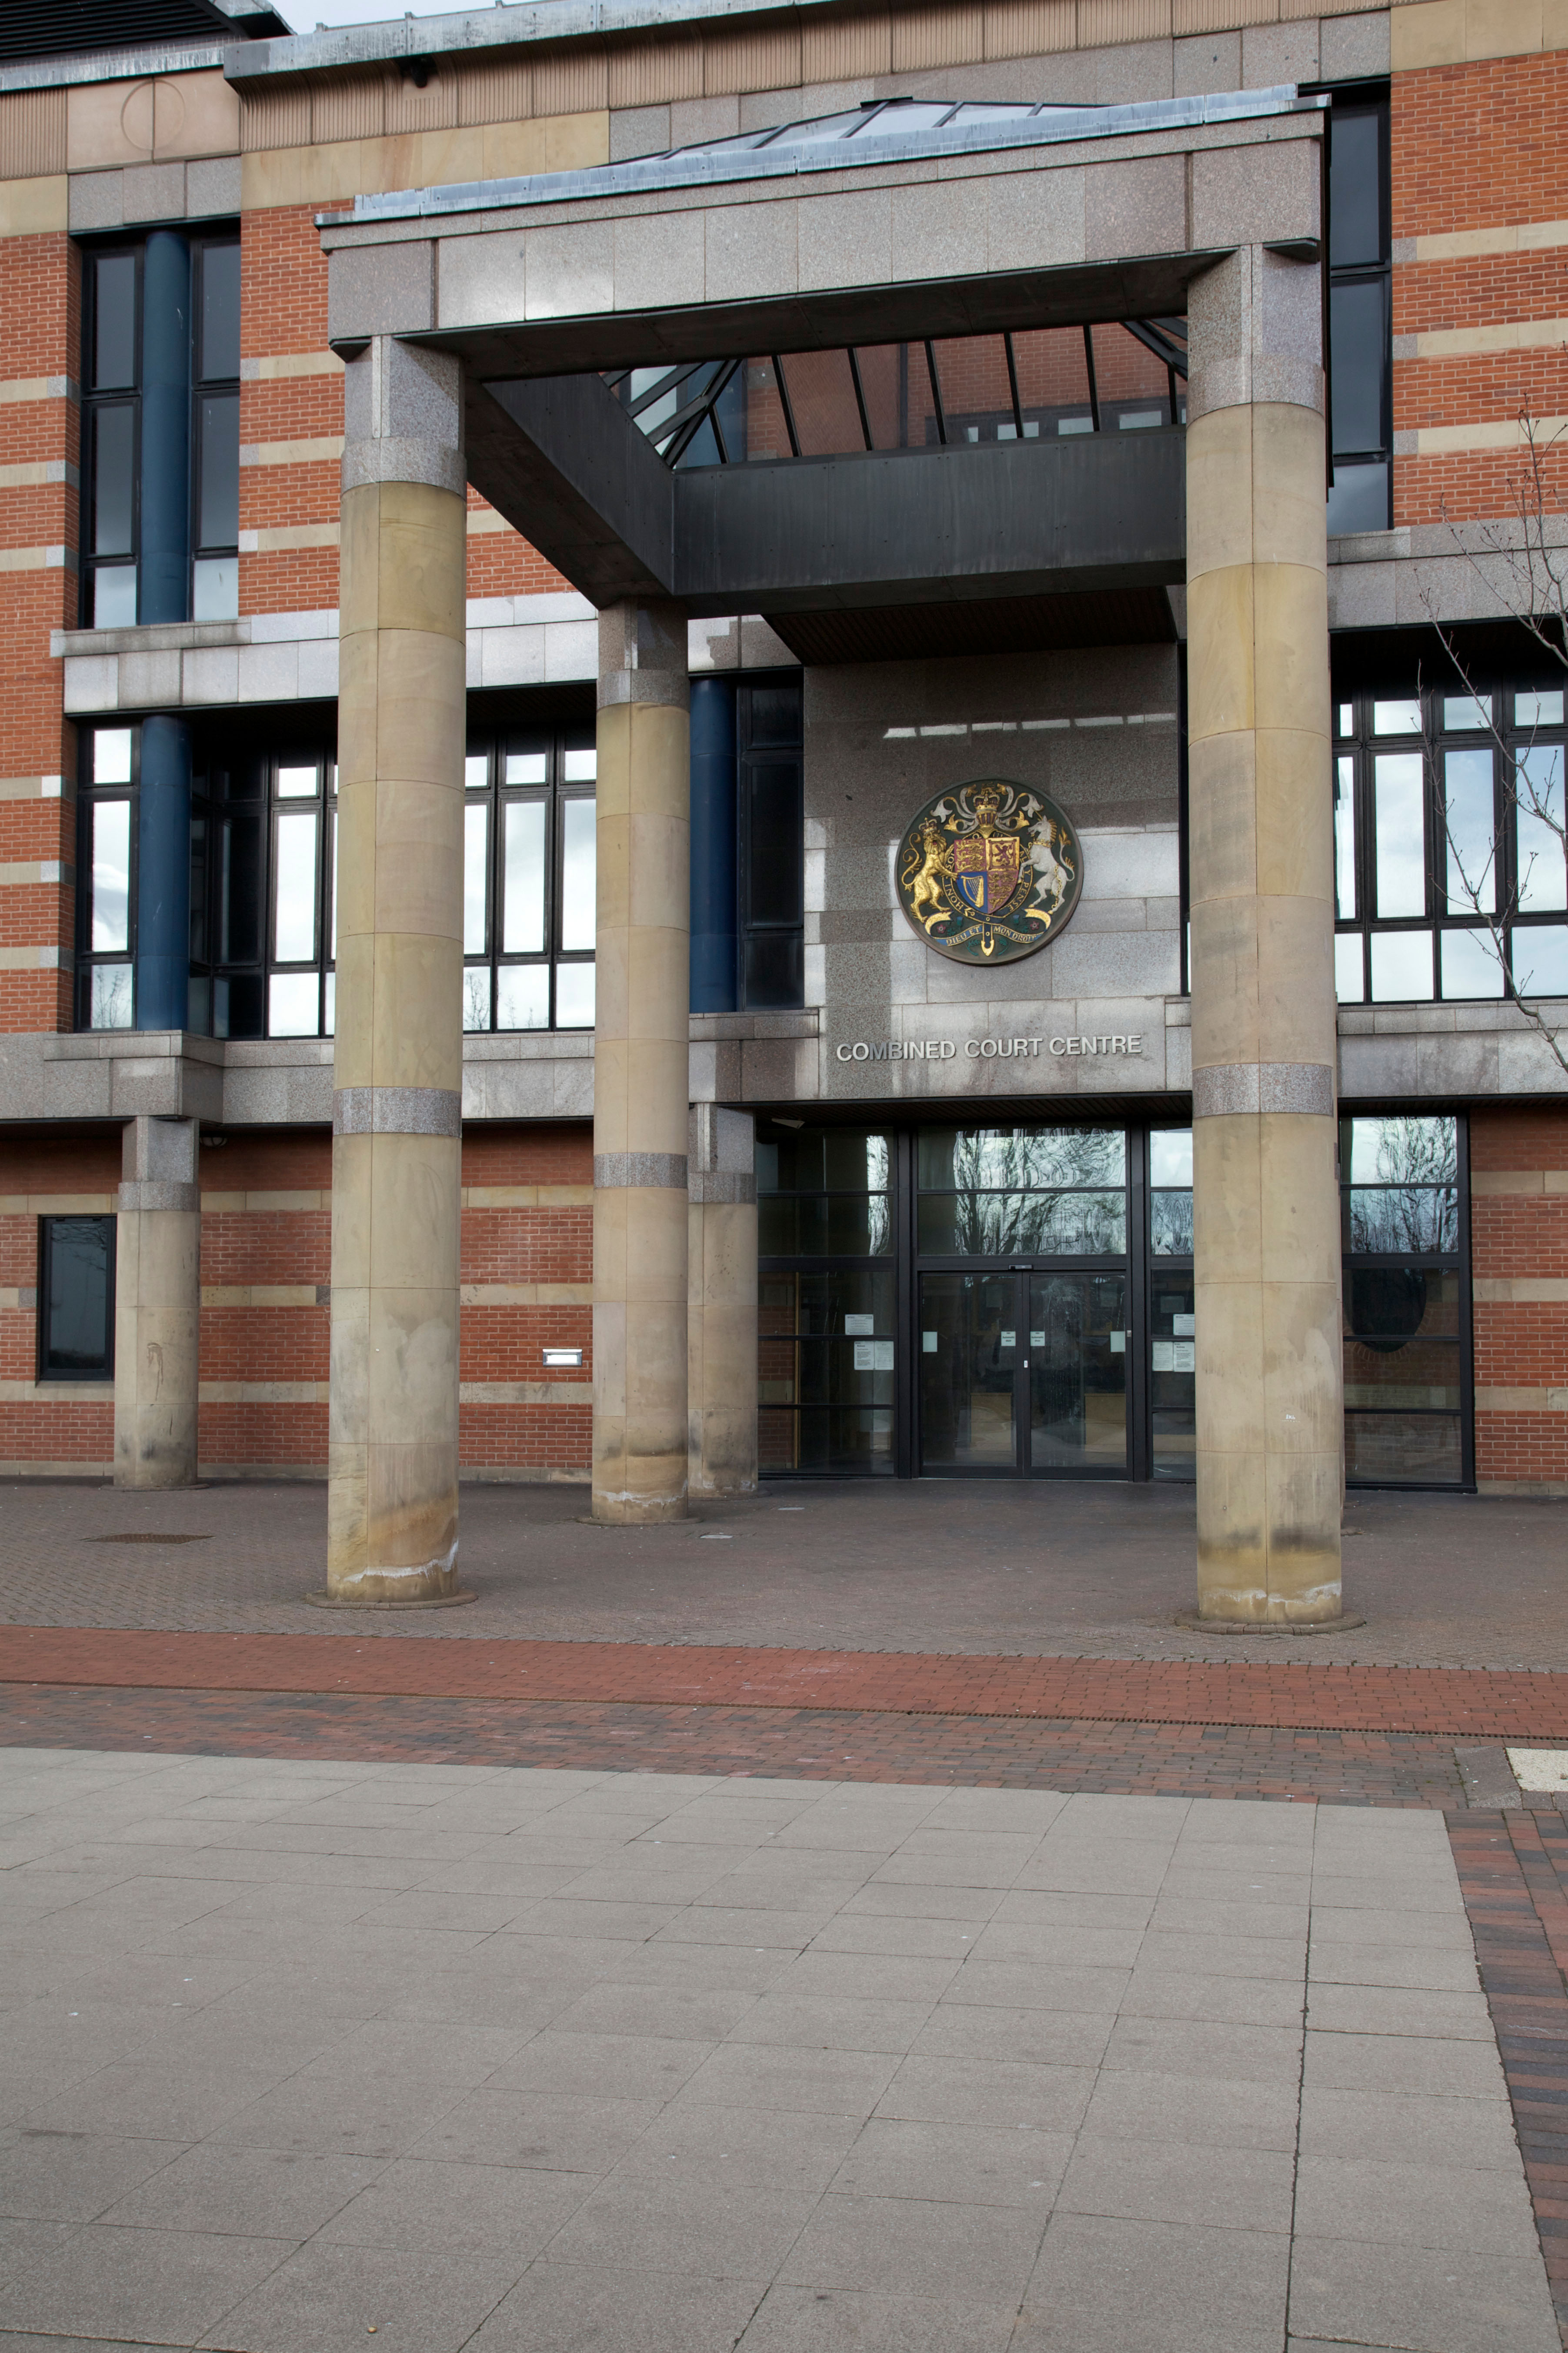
[1372, 754, 1425, 916]
[917, 1127, 1127, 1257]
[38, 1217, 114, 1380]
[1326, 94, 1391, 533]
[1341, 1114, 1465, 1486]
[758, 1130, 893, 1476]
[1335, 682, 1568, 1003]
[463, 727, 594, 1029]
[79, 728, 136, 1029]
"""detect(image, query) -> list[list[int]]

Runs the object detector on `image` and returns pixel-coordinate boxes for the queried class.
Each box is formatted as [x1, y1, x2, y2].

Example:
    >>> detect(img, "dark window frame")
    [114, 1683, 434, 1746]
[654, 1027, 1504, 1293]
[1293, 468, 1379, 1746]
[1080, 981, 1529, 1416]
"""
[77, 228, 240, 631]
[75, 721, 139, 1031]
[80, 241, 143, 629]
[1333, 681, 1568, 1004]
[737, 673, 804, 1011]
[36, 1214, 116, 1382]
[1324, 86, 1393, 534]
[462, 722, 598, 1033]
[1340, 1109, 1473, 1491]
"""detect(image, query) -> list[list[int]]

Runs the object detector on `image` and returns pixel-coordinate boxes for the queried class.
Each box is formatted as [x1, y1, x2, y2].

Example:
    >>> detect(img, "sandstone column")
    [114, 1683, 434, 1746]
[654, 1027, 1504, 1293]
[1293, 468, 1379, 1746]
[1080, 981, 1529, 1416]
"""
[594, 601, 691, 1523]
[114, 1115, 200, 1488]
[1186, 245, 1344, 1622]
[688, 1103, 758, 1498]
[321, 338, 469, 1604]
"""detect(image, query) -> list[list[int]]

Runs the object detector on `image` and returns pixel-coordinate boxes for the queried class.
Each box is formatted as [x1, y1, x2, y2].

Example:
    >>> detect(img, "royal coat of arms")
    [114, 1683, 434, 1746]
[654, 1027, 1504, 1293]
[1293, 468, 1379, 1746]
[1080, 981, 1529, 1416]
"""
[895, 779, 1082, 963]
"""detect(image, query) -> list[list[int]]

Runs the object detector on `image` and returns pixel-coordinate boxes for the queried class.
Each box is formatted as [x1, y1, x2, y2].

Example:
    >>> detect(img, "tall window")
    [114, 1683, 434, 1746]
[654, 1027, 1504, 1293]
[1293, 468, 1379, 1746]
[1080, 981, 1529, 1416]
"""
[37, 1217, 115, 1380]
[757, 1127, 894, 1474]
[738, 680, 804, 1009]
[1326, 90, 1391, 535]
[1341, 1113, 1468, 1486]
[265, 752, 337, 1036]
[1148, 1127, 1194, 1482]
[1334, 684, 1568, 1003]
[461, 723, 596, 1030]
[80, 233, 240, 628]
[191, 241, 241, 621]
[77, 725, 135, 1029]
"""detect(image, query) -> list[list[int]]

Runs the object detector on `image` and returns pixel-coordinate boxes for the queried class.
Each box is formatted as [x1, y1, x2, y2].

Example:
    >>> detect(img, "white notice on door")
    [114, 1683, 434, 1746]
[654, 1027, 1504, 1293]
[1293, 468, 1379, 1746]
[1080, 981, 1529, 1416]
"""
[1029, 1330, 1045, 1347]
[1000, 1330, 1016, 1350]
[1173, 1313, 1195, 1337]
[844, 1314, 874, 1335]
[922, 1331, 938, 1352]
[1109, 1331, 1126, 1354]
[854, 1339, 894, 1371]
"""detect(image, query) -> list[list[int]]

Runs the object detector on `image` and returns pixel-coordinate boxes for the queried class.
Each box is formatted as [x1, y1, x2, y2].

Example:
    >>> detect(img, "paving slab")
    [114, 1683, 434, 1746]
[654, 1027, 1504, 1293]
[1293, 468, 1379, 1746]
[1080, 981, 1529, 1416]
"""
[0, 1754, 1555, 2353]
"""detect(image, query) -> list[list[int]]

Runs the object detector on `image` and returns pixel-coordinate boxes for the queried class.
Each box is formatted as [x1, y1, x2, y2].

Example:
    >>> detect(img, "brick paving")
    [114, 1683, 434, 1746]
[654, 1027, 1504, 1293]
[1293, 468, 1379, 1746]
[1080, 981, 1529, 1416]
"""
[7, 1624, 1568, 1741]
[0, 1685, 1471, 1807]
[4, 1476, 1565, 1671]
[1448, 1811, 1568, 2349]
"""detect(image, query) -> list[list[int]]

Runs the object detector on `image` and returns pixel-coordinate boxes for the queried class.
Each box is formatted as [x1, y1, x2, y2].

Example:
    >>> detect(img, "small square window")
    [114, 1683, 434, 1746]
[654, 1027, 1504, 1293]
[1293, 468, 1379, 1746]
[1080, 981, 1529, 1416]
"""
[1335, 933, 1366, 1003]
[1442, 695, 1491, 732]
[1372, 699, 1421, 737]
[1517, 690, 1565, 729]
[276, 765, 318, 799]
[1337, 704, 1354, 738]
[1370, 929, 1434, 1000]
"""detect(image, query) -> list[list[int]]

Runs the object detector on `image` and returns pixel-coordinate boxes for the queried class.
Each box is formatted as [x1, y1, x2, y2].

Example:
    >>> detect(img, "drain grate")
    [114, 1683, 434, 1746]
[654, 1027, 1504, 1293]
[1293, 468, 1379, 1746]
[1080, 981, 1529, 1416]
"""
[88, 1533, 211, 1545]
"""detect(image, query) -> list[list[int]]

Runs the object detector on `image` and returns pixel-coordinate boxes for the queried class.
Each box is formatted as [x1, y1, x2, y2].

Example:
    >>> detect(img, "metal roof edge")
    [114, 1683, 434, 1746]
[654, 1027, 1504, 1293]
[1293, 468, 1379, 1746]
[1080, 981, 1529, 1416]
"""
[328, 84, 1325, 230]
[0, 40, 228, 94]
[227, 0, 860, 85]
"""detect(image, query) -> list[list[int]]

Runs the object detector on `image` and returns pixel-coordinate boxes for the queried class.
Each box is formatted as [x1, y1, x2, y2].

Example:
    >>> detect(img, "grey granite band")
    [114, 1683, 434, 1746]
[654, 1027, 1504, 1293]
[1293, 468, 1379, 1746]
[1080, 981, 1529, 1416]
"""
[334, 1086, 463, 1137]
[1192, 1063, 1335, 1119]
[689, 1171, 757, 1206]
[594, 1151, 689, 1190]
[341, 440, 467, 498]
[117, 1180, 199, 1213]
[597, 670, 690, 711]
[1185, 355, 1324, 425]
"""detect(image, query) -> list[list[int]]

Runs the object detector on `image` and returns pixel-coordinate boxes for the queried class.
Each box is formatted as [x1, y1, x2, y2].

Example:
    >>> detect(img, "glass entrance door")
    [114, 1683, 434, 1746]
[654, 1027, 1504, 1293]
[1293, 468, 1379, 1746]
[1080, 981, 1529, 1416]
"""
[1028, 1271, 1128, 1471]
[918, 1269, 1128, 1476]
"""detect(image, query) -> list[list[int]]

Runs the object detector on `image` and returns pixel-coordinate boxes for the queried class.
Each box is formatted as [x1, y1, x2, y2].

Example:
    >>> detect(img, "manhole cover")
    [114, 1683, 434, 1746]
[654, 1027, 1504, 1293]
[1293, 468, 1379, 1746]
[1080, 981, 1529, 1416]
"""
[88, 1533, 211, 1545]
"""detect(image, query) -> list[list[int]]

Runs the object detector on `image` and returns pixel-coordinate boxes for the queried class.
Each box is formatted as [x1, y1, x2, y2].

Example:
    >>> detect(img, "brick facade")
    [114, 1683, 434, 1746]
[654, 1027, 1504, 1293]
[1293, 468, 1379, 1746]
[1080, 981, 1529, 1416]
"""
[1392, 50, 1568, 526]
[1469, 1105, 1568, 1493]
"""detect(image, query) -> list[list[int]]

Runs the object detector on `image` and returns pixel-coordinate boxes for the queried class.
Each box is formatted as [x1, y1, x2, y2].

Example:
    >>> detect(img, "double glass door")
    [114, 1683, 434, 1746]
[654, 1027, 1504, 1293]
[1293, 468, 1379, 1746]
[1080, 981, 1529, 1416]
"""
[918, 1268, 1128, 1476]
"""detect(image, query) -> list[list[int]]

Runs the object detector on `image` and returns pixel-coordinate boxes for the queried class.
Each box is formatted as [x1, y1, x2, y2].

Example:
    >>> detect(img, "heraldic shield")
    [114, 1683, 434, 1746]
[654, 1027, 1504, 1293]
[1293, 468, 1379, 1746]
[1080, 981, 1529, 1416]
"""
[895, 779, 1083, 964]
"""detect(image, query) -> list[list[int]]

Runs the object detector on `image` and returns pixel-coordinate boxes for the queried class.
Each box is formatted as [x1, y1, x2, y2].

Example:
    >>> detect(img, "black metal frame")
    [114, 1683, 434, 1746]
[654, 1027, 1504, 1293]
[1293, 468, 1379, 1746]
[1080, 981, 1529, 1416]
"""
[1333, 682, 1568, 1004]
[462, 721, 598, 1033]
[607, 319, 1189, 471]
[75, 721, 139, 1031]
[80, 241, 143, 630]
[1340, 1108, 1474, 1492]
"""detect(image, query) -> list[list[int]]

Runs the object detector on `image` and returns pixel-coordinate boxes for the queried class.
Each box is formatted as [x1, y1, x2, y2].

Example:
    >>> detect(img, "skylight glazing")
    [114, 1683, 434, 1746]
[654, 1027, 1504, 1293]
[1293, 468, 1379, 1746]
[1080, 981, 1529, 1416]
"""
[607, 321, 1188, 469]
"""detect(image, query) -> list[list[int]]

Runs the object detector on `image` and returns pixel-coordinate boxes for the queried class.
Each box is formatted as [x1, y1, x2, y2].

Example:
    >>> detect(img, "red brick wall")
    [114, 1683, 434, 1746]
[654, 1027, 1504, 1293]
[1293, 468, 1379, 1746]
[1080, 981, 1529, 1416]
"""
[0, 1130, 120, 1469]
[0, 228, 77, 1035]
[238, 203, 570, 618]
[1392, 52, 1568, 526]
[1469, 1104, 1568, 1491]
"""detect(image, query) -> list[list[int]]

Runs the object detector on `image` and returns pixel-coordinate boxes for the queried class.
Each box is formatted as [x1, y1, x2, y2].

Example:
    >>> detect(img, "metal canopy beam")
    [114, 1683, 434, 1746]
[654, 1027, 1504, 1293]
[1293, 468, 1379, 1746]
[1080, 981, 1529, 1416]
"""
[470, 372, 1184, 616]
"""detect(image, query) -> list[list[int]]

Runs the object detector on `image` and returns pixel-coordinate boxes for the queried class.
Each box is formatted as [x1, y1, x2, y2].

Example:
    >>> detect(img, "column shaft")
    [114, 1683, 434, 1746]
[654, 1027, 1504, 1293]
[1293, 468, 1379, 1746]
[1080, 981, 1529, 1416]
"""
[324, 340, 468, 1604]
[594, 600, 691, 1523]
[688, 1105, 758, 1498]
[1186, 246, 1344, 1623]
[114, 1115, 200, 1488]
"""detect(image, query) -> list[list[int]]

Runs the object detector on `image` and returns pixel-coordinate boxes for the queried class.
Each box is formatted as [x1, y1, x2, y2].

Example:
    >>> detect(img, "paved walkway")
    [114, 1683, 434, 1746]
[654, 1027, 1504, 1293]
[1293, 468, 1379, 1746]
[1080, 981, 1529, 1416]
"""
[0, 1747, 1557, 2353]
[3, 1476, 1565, 1670]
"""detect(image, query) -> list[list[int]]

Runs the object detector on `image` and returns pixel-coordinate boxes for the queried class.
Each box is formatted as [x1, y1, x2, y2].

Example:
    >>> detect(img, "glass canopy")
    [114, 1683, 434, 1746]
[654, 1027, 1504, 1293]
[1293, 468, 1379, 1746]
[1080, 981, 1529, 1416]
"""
[664, 96, 1111, 158]
[606, 320, 1188, 469]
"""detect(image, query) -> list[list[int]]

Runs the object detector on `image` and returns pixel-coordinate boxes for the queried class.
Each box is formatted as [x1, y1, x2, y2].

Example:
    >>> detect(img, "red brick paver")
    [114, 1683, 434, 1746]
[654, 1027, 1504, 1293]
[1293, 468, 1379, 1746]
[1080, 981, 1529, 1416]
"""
[6, 1626, 1568, 1738]
[1449, 1812, 1568, 2348]
[0, 1684, 1468, 1806]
